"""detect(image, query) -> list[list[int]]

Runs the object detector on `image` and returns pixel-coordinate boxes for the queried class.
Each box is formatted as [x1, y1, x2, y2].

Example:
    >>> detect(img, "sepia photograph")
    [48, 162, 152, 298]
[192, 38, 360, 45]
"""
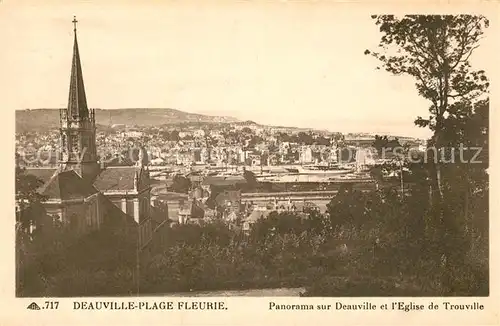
[10, 2, 490, 299]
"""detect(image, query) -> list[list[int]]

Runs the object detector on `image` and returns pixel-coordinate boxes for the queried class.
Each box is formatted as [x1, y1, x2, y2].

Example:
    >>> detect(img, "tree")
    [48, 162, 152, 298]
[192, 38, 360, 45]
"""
[243, 170, 258, 187]
[373, 135, 389, 156]
[371, 135, 409, 194]
[241, 127, 253, 134]
[171, 175, 192, 194]
[16, 166, 47, 295]
[297, 132, 314, 145]
[267, 142, 278, 153]
[314, 136, 331, 146]
[366, 15, 488, 193]
[366, 15, 489, 294]
[169, 130, 180, 142]
[15, 167, 47, 231]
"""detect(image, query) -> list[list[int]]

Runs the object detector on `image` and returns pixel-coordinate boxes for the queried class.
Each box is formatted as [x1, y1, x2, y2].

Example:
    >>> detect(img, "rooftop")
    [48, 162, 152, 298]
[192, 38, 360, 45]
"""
[93, 167, 139, 192]
[38, 170, 99, 200]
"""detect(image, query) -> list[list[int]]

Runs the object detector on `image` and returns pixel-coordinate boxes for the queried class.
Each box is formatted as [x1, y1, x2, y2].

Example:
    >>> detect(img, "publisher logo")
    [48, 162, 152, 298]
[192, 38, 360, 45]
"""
[27, 302, 41, 310]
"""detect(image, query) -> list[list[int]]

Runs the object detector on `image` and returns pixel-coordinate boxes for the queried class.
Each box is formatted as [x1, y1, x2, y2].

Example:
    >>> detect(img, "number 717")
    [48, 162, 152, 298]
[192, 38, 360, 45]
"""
[45, 301, 59, 309]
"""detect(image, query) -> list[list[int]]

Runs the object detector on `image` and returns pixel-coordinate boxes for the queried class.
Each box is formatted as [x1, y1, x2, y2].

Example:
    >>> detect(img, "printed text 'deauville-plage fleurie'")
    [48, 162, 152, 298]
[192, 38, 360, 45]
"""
[73, 301, 227, 310]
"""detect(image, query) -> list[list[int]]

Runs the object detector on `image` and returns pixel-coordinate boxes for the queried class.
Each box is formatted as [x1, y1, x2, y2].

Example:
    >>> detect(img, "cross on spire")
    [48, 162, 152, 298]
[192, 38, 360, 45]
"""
[72, 16, 78, 32]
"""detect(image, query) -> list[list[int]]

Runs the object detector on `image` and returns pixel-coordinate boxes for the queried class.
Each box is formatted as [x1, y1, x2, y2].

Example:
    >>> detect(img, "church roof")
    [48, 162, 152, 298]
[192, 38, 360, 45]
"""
[67, 17, 89, 119]
[38, 170, 99, 200]
[93, 167, 138, 192]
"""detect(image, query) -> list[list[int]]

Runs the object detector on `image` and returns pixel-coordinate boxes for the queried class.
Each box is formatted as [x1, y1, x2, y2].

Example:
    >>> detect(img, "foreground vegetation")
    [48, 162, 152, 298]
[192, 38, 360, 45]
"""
[17, 176, 488, 297]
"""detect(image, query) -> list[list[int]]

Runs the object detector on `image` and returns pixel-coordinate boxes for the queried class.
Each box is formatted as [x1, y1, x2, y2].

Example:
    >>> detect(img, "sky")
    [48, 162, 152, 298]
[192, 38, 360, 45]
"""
[1, 1, 495, 139]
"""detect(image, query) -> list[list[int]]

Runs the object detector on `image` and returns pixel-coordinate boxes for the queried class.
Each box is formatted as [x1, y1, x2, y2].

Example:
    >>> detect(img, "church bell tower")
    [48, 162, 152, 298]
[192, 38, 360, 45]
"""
[59, 16, 100, 181]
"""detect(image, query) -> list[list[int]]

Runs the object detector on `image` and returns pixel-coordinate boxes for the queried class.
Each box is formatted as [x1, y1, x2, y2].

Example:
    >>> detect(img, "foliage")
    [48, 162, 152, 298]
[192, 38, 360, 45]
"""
[15, 167, 46, 206]
[277, 131, 331, 146]
[15, 167, 50, 238]
[17, 227, 138, 297]
[170, 174, 192, 193]
[18, 179, 488, 296]
[366, 15, 489, 133]
[366, 15, 489, 295]
[372, 135, 402, 157]
[243, 170, 258, 186]
[142, 180, 485, 296]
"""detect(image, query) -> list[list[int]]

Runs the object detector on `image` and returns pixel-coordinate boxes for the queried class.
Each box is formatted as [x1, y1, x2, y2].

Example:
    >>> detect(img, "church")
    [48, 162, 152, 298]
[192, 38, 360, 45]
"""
[17, 18, 154, 248]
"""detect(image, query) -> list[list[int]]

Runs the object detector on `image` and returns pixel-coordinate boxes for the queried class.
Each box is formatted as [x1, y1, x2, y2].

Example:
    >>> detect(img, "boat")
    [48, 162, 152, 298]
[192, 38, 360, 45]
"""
[297, 164, 354, 175]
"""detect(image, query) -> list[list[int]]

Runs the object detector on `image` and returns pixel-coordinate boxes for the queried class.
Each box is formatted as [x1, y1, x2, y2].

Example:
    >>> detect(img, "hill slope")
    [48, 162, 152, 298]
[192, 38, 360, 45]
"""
[16, 108, 240, 132]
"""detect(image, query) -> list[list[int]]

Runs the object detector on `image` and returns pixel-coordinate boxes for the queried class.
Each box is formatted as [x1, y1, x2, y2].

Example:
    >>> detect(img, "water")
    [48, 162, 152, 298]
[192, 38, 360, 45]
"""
[170, 288, 305, 297]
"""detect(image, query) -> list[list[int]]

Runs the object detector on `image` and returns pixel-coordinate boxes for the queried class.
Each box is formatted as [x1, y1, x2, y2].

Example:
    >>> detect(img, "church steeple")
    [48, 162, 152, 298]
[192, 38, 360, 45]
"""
[59, 16, 99, 182]
[67, 16, 89, 119]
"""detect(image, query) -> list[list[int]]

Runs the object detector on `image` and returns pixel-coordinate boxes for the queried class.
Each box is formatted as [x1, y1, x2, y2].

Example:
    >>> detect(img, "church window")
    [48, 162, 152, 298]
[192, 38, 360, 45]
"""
[71, 136, 79, 153]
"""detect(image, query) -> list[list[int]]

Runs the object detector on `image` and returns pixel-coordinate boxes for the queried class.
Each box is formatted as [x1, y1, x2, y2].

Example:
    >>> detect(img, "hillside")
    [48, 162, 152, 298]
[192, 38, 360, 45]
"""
[15, 108, 240, 132]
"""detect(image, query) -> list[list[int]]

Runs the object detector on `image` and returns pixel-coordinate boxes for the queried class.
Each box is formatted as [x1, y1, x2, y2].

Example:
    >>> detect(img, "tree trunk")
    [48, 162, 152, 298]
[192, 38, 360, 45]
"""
[400, 160, 404, 196]
[432, 131, 454, 294]
[464, 171, 470, 230]
[435, 163, 445, 202]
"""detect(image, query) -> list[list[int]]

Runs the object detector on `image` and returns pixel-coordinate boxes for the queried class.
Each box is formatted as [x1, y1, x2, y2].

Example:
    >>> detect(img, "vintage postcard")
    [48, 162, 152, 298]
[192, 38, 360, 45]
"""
[1, 0, 498, 325]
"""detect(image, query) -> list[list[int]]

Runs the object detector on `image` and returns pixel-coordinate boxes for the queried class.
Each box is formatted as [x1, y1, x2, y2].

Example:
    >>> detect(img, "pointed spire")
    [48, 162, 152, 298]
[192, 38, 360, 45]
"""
[67, 16, 89, 119]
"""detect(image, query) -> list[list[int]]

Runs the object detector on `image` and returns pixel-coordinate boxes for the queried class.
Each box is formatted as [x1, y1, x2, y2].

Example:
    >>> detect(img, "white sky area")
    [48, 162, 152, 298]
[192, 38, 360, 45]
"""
[1, 1, 494, 139]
